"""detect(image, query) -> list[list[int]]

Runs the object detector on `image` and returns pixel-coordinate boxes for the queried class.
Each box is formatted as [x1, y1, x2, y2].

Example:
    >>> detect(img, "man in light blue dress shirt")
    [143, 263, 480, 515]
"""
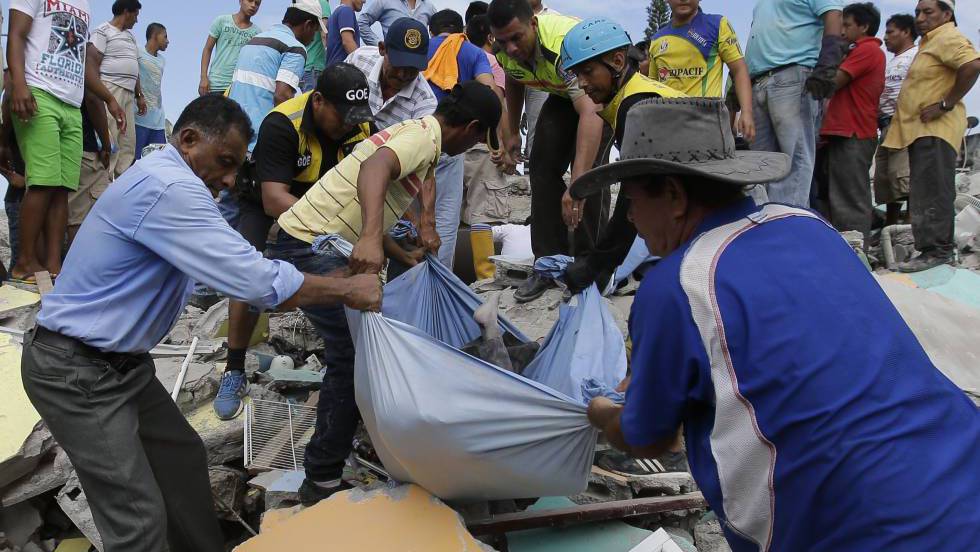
[21, 95, 381, 552]
[357, 0, 438, 46]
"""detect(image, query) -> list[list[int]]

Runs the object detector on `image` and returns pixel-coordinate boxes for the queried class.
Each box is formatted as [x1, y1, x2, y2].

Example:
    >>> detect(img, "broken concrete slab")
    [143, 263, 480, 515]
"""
[210, 466, 248, 520]
[255, 368, 323, 393]
[0, 501, 42, 548]
[581, 467, 698, 504]
[1, 446, 73, 507]
[154, 357, 215, 397]
[0, 333, 56, 489]
[235, 484, 492, 551]
[693, 513, 731, 552]
[0, 285, 40, 325]
[260, 470, 304, 511]
[186, 402, 245, 466]
[268, 312, 324, 353]
[56, 473, 103, 552]
[193, 299, 229, 338]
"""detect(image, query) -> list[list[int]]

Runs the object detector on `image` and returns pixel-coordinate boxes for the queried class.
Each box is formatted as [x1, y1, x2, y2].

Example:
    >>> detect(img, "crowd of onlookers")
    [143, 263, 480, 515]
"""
[0, 0, 975, 289]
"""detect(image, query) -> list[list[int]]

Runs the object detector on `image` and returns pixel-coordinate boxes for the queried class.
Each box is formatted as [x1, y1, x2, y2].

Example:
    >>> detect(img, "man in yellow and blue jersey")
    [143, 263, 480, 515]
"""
[648, 0, 755, 141]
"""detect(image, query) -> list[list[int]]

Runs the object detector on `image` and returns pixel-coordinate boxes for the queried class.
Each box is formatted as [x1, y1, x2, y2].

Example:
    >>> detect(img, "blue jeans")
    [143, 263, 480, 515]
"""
[751, 65, 820, 207]
[268, 230, 355, 481]
[299, 69, 322, 93]
[134, 126, 166, 160]
[434, 152, 464, 268]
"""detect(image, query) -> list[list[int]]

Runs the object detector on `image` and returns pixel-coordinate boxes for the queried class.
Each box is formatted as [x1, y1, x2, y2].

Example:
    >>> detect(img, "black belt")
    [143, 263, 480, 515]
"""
[31, 326, 147, 374]
[751, 64, 799, 84]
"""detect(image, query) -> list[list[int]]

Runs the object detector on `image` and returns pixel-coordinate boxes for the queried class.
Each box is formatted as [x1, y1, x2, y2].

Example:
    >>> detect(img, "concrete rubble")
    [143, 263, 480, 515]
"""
[0, 174, 978, 551]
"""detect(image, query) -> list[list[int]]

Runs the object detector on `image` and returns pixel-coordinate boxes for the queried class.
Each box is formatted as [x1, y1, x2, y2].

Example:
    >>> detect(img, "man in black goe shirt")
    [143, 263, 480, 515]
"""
[213, 62, 376, 420]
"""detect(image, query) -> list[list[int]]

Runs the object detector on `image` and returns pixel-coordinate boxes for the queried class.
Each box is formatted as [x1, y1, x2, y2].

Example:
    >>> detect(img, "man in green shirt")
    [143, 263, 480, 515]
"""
[301, 0, 332, 92]
[200, 0, 263, 96]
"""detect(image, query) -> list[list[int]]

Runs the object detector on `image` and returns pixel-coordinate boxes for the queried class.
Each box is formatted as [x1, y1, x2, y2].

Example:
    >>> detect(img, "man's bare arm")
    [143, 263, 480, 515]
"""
[341, 30, 359, 54]
[349, 147, 402, 274]
[504, 77, 526, 157]
[278, 273, 381, 311]
[200, 35, 218, 96]
[570, 94, 604, 183]
[261, 181, 299, 218]
[85, 45, 126, 132]
[587, 398, 677, 459]
[273, 82, 296, 106]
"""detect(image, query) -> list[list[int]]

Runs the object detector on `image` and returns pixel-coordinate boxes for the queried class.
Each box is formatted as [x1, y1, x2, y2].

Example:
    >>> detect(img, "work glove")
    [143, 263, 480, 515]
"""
[804, 35, 847, 100]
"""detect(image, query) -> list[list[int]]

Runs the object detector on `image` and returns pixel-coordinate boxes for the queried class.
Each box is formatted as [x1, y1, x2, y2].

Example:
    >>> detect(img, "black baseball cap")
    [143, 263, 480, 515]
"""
[316, 63, 374, 126]
[447, 81, 502, 149]
[384, 17, 430, 70]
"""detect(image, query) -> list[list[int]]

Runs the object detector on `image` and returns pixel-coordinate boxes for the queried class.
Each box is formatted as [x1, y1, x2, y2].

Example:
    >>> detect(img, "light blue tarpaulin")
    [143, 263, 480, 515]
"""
[523, 285, 627, 404]
[381, 256, 530, 348]
[347, 258, 628, 500]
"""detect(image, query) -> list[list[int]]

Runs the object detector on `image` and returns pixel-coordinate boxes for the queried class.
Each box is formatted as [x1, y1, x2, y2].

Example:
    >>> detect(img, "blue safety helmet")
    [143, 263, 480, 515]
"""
[560, 18, 633, 72]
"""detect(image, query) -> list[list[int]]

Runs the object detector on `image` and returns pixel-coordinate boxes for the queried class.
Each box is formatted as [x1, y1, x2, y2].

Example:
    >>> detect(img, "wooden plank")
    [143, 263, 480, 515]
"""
[466, 493, 706, 535]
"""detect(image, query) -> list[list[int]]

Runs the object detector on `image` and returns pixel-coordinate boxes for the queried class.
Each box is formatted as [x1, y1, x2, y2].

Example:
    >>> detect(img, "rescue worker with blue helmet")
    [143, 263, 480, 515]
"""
[560, 18, 685, 294]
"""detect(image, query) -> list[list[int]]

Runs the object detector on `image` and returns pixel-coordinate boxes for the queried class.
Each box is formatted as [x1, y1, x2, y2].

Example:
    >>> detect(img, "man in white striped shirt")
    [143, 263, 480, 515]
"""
[89, 0, 145, 178]
[345, 18, 438, 130]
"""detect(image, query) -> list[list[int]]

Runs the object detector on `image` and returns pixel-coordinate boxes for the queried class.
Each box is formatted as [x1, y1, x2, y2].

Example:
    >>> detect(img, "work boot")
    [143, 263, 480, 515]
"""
[213, 370, 248, 420]
[299, 478, 353, 507]
[514, 273, 554, 303]
[897, 253, 953, 273]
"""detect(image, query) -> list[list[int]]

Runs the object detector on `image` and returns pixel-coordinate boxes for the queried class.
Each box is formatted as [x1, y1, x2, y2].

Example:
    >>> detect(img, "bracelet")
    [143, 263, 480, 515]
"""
[941, 99, 954, 112]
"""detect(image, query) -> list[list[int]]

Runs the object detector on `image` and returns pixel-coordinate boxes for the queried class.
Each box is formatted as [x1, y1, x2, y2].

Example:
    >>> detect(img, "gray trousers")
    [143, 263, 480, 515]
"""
[820, 136, 877, 238]
[908, 137, 957, 258]
[21, 327, 224, 552]
[524, 87, 549, 159]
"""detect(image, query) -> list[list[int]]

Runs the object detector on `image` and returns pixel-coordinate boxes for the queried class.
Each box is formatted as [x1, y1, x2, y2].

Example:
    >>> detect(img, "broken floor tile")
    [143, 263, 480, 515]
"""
[235, 484, 491, 551]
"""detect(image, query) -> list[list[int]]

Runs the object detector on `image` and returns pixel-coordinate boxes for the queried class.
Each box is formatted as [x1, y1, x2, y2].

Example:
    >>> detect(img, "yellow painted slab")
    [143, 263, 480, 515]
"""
[0, 333, 41, 464]
[0, 285, 40, 314]
[235, 484, 487, 552]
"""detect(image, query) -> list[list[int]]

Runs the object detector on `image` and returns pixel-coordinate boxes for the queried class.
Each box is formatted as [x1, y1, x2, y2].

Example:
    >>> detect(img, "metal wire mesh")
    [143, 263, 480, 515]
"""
[244, 399, 318, 471]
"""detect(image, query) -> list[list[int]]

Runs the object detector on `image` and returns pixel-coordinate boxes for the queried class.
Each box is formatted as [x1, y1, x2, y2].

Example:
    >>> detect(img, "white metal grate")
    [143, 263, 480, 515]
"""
[244, 399, 318, 471]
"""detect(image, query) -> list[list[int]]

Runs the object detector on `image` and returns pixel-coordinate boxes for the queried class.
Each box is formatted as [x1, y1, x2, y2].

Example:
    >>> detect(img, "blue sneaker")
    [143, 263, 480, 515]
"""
[213, 370, 248, 420]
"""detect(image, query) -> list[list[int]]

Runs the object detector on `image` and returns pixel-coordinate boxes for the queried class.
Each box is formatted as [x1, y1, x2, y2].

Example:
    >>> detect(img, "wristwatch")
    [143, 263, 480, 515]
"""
[940, 98, 954, 112]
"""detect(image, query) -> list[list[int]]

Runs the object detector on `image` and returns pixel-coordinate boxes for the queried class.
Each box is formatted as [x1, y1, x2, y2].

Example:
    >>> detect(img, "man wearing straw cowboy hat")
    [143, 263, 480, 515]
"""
[583, 98, 980, 551]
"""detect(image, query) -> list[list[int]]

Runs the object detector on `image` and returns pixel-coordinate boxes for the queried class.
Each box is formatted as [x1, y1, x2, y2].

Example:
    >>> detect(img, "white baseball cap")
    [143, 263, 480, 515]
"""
[293, 0, 329, 36]
[938, 0, 955, 11]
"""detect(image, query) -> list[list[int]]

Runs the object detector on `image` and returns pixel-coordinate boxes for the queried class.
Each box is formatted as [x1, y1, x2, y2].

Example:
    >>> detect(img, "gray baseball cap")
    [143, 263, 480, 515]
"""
[571, 99, 790, 199]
